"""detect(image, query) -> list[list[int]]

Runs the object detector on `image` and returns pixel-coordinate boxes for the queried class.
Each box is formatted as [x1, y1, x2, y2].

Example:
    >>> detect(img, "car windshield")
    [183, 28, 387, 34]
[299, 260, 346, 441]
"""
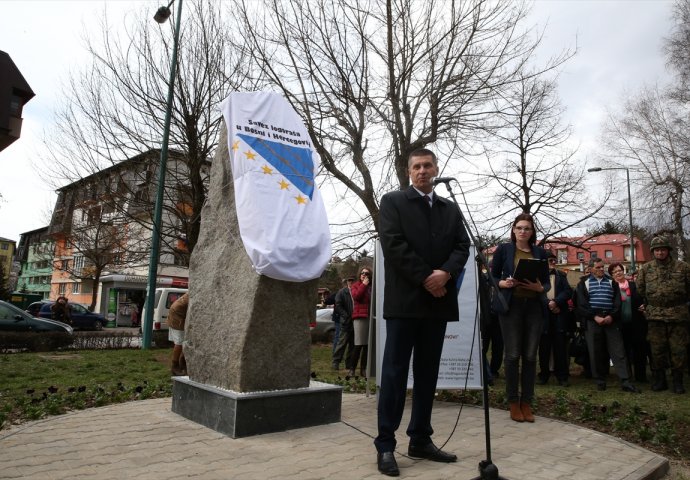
[71, 304, 88, 313]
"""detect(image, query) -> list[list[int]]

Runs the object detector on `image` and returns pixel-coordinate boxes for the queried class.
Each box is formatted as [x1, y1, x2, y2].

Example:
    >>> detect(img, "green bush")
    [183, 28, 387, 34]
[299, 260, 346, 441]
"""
[0, 332, 74, 352]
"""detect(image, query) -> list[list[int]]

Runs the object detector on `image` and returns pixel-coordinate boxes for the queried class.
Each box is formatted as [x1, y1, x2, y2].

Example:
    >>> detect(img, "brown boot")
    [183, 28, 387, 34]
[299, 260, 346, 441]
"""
[509, 402, 524, 422]
[520, 402, 535, 423]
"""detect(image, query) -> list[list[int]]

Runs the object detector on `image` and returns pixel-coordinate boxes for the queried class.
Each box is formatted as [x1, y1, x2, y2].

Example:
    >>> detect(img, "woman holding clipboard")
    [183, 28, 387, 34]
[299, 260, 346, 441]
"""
[490, 213, 550, 423]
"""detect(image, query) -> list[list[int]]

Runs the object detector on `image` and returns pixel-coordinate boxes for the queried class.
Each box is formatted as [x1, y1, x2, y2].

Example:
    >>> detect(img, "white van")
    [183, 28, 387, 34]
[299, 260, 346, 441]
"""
[141, 288, 188, 331]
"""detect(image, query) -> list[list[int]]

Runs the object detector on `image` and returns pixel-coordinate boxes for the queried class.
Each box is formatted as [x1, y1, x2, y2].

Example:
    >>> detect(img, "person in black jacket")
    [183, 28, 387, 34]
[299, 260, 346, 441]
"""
[490, 213, 550, 423]
[331, 278, 355, 371]
[374, 148, 470, 477]
[538, 252, 574, 387]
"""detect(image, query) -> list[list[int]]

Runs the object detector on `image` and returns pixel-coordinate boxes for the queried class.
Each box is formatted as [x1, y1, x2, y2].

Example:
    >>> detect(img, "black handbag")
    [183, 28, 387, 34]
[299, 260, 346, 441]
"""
[569, 330, 588, 366]
[490, 288, 509, 315]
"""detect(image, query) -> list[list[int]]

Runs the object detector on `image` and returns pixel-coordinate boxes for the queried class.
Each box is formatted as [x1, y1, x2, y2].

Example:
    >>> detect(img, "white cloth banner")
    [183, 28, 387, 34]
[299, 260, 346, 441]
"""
[375, 241, 483, 390]
[221, 92, 331, 282]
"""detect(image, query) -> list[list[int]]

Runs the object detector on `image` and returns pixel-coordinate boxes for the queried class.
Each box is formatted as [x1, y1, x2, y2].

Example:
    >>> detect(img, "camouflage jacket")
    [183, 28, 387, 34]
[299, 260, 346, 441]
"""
[637, 257, 690, 323]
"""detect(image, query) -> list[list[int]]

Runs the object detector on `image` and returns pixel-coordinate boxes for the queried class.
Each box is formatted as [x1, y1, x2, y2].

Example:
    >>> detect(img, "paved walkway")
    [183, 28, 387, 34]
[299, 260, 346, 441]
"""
[0, 394, 668, 480]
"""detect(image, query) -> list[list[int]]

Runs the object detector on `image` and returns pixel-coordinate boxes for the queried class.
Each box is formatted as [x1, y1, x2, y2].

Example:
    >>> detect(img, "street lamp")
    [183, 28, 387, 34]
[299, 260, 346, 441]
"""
[587, 166, 636, 272]
[142, 0, 183, 349]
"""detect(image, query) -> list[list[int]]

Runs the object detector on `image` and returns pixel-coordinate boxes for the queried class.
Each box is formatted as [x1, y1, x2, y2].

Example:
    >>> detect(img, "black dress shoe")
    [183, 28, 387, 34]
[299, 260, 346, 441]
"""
[621, 382, 641, 393]
[408, 442, 457, 463]
[377, 452, 399, 476]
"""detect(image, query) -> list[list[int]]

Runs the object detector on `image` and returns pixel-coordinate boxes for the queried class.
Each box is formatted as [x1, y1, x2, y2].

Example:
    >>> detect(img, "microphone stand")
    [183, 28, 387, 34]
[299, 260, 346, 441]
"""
[437, 180, 510, 480]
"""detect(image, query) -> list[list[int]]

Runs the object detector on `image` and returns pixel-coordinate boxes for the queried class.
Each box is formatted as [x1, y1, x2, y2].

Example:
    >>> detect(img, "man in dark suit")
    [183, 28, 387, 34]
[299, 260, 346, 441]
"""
[374, 148, 470, 476]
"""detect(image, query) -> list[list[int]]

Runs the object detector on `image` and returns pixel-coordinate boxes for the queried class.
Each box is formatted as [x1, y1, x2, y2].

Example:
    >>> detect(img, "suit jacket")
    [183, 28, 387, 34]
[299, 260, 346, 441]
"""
[543, 268, 574, 333]
[334, 287, 353, 323]
[379, 186, 470, 321]
[490, 242, 550, 313]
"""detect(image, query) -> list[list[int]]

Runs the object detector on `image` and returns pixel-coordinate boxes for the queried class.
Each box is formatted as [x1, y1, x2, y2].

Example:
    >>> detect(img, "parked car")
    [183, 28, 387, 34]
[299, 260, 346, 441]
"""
[37, 301, 106, 331]
[310, 308, 336, 343]
[0, 300, 74, 351]
[26, 300, 51, 317]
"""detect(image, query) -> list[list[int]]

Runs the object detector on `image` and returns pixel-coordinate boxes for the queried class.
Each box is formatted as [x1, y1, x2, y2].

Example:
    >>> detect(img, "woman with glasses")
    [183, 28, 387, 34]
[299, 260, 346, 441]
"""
[490, 213, 550, 422]
[349, 268, 373, 377]
[608, 263, 650, 383]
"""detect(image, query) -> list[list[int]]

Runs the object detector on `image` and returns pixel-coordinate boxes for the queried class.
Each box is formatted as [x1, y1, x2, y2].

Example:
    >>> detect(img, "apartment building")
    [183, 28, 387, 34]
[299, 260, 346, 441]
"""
[45, 149, 208, 322]
[15, 227, 54, 299]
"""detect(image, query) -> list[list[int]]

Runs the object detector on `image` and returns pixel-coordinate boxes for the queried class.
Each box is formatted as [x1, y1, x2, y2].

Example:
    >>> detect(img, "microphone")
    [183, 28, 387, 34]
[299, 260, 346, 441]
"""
[432, 177, 455, 185]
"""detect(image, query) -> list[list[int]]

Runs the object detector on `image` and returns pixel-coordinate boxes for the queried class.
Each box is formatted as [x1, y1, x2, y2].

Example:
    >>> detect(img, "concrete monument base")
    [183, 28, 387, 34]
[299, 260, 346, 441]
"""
[171, 376, 343, 438]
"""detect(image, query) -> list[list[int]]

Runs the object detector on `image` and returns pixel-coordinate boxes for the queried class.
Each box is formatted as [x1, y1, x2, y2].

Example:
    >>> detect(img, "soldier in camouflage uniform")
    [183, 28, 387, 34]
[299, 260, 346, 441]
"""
[636, 236, 690, 394]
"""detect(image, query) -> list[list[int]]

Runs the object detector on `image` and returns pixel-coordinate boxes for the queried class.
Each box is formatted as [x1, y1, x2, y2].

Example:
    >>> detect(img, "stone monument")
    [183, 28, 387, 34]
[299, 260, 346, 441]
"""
[171, 124, 342, 438]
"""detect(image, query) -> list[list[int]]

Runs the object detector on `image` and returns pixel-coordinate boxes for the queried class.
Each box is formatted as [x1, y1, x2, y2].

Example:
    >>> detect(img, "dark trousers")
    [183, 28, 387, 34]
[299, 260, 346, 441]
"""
[374, 318, 447, 453]
[620, 320, 650, 381]
[499, 297, 542, 404]
[332, 320, 355, 369]
[482, 314, 504, 376]
[538, 314, 570, 382]
[585, 320, 629, 384]
[351, 345, 368, 372]
[332, 320, 341, 354]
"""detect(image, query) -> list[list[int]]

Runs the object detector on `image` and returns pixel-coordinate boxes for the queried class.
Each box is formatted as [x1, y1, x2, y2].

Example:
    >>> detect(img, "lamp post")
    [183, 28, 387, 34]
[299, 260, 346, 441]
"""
[587, 166, 636, 272]
[142, 0, 183, 349]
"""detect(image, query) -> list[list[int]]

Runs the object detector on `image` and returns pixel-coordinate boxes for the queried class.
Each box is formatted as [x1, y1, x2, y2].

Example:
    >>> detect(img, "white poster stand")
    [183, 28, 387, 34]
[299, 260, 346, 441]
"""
[374, 241, 483, 390]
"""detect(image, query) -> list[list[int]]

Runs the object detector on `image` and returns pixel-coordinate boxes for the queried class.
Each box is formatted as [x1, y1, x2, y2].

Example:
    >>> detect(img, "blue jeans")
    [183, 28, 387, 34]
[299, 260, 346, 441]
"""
[499, 297, 543, 404]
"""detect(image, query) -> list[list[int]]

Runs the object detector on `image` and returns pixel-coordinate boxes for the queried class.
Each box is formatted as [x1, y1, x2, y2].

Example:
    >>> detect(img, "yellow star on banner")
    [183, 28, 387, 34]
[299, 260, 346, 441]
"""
[295, 194, 307, 205]
[244, 150, 256, 160]
[262, 165, 274, 175]
[232, 140, 239, 151]
[278, 179, 290, 190]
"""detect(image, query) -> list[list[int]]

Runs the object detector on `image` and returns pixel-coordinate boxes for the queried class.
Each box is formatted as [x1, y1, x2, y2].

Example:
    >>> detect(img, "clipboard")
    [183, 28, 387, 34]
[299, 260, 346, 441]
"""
[513, 258, 548, 282]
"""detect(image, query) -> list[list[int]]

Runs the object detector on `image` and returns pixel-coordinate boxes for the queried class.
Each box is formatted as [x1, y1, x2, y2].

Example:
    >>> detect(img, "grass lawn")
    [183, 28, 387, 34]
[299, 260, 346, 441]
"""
[1, 343, 688, 477]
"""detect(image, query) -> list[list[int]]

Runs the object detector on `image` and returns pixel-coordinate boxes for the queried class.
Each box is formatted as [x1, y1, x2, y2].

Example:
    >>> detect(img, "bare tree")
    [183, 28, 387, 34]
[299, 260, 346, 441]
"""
[57, 211, 150, 311]
[664, 0, 690, 102]
[42, 1, 252, 257]
[602, 85, 690, 259]
[475, 71, 609, 242]
[233, 0, 564, 254]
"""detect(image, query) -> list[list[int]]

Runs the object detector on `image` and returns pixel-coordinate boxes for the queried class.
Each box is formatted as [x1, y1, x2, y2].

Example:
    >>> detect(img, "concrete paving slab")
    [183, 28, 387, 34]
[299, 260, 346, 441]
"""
[0, 393, 669, 480]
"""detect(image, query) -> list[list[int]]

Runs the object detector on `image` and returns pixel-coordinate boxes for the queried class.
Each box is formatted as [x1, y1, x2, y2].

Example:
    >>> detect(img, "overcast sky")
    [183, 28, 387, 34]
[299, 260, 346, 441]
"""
[0, 0, 677, 243]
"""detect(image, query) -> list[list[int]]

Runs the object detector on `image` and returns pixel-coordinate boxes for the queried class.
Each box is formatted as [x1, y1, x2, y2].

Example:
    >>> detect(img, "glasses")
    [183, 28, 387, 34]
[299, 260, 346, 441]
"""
[612, 269, 624, 274]
[360, 272, 371, 276]
[514, 226, 533, 232]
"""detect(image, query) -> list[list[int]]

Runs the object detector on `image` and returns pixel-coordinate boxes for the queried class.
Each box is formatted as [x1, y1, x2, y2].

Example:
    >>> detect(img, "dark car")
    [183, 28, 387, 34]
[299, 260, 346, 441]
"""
[26, 300, 51, 317]
[38, 302, 106, 331]
[0, 300, 74, 351]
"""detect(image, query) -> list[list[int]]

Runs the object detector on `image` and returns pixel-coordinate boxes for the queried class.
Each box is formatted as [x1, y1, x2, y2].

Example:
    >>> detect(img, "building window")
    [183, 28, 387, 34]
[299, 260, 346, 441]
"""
[58, 283, 66, 295]
[591, 251, 598, 259]
[74, 255, 84, 274]
[605, 250, 613, 258]
[577, 252, 585, 261]
[557, 249, 567, 264]
[72, 283, 81, 294]
[1, 244, 7, 250]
